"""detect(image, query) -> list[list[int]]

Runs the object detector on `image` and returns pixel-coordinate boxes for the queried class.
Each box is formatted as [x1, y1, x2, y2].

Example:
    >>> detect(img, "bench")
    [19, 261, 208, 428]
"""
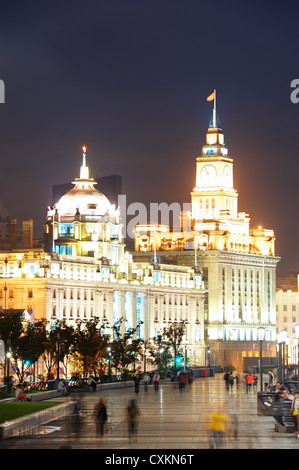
[270, 401, 295, 433]
[284, 380, 298, 395]
[257, 391, 276, 415]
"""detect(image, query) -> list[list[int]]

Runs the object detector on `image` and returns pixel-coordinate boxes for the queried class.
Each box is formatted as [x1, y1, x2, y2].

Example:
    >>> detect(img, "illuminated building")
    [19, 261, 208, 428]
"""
[276, 272, 299, 366]
[134, 108, 280, 371]
[0, 147, 207, 372]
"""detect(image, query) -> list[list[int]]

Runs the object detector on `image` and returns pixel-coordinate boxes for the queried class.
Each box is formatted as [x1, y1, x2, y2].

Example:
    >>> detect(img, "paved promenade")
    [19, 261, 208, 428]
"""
[1, 374, 299, 451]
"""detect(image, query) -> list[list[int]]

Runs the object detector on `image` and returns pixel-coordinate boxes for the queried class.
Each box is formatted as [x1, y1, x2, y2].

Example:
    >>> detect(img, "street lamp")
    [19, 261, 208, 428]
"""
[57, 333, 60, 380]
[277, 329, 287, 384]
[258, 327, 265, 392]
[6, 351, 11, 378]
[295, 323, 299, 391]
[285, 335, 290, 380]
[183, 341, 188, 372]
[107, 345, 112, 383]
[5, 336, 11, 379]
[159, 345, 163, 369]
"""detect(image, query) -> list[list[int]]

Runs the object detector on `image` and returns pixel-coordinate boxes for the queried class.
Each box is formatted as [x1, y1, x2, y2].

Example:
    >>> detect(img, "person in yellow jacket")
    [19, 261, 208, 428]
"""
[208, 410, 229, 448]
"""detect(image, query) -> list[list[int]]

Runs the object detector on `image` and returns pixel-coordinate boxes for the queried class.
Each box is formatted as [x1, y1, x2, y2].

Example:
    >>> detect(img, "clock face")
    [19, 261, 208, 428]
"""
[200, 164, 217, 182]
[223, 165, 231, 178]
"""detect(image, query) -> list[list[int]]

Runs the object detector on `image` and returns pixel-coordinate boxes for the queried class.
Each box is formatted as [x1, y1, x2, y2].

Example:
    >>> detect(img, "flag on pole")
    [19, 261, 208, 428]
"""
[207, 91, 215, 102]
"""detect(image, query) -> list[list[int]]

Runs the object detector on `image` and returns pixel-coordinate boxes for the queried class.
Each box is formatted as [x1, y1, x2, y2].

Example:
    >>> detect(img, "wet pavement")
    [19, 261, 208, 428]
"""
[1, 374, 299, 451]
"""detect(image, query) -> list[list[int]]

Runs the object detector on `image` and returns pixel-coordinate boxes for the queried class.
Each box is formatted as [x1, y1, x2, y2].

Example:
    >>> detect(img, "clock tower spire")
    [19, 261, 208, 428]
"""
[191, 95, 238, 222]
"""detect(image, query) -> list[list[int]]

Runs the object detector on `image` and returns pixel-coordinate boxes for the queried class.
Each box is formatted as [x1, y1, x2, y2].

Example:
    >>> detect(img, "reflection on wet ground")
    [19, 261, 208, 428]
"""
[1, 375, 299, 449]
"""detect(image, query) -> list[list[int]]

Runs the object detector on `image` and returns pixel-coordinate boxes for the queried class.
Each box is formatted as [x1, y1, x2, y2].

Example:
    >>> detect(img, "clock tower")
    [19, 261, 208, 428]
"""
[191, 122, 238, 224]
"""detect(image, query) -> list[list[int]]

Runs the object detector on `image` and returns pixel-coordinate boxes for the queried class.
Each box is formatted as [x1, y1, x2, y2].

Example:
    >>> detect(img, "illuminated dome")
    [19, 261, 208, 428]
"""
[56, 147, 112, 217]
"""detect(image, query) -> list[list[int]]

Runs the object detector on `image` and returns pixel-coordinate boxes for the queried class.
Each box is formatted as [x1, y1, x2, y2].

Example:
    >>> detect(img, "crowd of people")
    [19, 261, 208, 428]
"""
[223, 370, 275, 394]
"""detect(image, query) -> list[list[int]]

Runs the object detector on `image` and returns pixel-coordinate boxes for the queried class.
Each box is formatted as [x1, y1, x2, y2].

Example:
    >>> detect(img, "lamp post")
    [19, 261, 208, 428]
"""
[107, 345, 112, 383]
[57, 333, 60, 380]
[277, 329, 287, 384]
[159, 345, 163, 369]
[5, 337, 11, 379]
[143, 341, 147, 375]
[6, 351, 11, 379]
[295, 324, 299, 391]
[183, 341, 188, 372]
[285, 335, 290, 380]
[258, 327, 265, 392]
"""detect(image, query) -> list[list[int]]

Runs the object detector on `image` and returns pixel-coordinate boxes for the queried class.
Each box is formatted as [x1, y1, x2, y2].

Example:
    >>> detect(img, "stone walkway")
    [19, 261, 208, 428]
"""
[1, 374, 299, 450]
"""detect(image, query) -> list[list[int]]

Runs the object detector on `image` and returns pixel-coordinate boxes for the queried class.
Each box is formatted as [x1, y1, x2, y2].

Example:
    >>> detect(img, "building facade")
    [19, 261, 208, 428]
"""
[276, 272, 299, 366]
[0, 148, 207, 374]
[134, 116, 280, 371]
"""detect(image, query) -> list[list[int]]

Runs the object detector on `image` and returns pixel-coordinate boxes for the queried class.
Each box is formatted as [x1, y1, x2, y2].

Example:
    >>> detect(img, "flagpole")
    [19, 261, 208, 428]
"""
[213, 89, 216, 127]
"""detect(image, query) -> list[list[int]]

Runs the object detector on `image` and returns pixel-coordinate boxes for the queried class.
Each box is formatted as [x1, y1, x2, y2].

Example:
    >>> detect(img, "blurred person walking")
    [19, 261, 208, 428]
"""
[134, 373, 141, 393]
[94, 397, 108, 443]
[127, 399, 141, 443]
[88, 376, 97, 392]
[224, 371, 230, 391]
[153, 372, 160, 391]
[143, 372, 150, 392]
[252, 374, 258, 393]
[245, 373, 254, 393]
[229, 372, 235, 392]
[291, 392, 299, 434]
[208, 410, 229, 449]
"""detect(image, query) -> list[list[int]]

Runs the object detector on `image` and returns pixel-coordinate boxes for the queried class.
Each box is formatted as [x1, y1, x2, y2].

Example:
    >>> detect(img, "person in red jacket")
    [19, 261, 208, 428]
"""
[245, 374, 254, 393]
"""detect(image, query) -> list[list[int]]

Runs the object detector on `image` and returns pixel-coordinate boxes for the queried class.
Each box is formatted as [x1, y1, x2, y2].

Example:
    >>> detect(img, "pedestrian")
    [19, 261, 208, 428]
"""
[245, 373, 254, 393]
[69, 397, 82, 439]
[253, 374, 258, 393]
[134, 373, 141, 393]
[153, 371, 160, 391]
[268, 370, 274, 388]
[224, 371, 230, 391]
[235, 373, 243, 393]
[58, 379, 68, 396]
[14, 384, 31, 402]
[187, 370, 193, 389]
[94, 397, 108, 442]
[229, 372, 235, 392]
[291, 392, 299, 434]
[127, 399, 141, 443]
[208, 410, 229, 449]
[143, 372, 150, 392]
[178, 372, 185, 391]
[88, 376, 97, 392]
[263, 371, 270, 391]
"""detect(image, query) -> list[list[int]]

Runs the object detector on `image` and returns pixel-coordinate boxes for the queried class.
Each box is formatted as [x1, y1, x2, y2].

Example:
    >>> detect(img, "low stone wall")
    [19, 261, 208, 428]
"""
[0, 381, 135, 439]
[0, 400, 76, 440]
[1, 389, 65, 403]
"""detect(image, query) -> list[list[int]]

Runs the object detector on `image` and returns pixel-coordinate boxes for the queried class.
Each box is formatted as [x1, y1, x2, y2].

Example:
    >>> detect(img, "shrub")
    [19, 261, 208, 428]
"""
[223, 365, 236, 372]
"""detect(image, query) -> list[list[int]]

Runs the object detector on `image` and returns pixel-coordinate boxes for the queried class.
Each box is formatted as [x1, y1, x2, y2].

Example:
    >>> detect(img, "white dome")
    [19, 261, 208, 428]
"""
[57, 184, 111, 217]
[55, 147, 112, 218]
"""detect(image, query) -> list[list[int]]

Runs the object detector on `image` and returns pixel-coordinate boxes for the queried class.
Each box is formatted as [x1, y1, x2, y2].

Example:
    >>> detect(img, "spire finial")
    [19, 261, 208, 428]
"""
[80, 145, 89, 179]
[213, 89, 217, 128]
[82, 145, 87, 166]
[207, 89, 217, 127]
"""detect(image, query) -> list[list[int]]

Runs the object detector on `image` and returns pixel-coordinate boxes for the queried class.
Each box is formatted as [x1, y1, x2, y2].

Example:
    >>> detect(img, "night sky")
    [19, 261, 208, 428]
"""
[0, 0, 298, 273]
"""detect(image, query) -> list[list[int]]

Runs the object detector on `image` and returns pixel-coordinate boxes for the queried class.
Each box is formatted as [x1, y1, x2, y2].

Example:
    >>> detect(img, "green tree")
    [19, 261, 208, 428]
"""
[71, 319, 109, 377]
[110, 318, 143, 373]
[0, 309, 24, 377]
[147, 334, 173, 370]
[13, 319, 47, 383]
[162, 320, 187, 373]
[41, 320, 75, 379]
